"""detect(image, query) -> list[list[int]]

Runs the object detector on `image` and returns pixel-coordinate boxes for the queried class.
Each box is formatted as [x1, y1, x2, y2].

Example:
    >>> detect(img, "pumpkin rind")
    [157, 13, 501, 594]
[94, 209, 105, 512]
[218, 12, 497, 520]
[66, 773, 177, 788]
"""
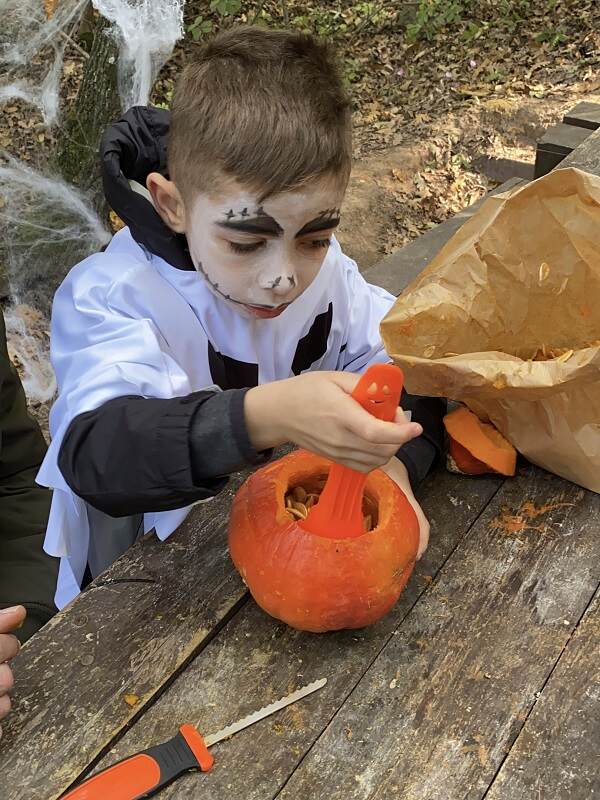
[444, 406, 517, 476]
[228, 450, 420, 633]
[447, 438, 490, 475]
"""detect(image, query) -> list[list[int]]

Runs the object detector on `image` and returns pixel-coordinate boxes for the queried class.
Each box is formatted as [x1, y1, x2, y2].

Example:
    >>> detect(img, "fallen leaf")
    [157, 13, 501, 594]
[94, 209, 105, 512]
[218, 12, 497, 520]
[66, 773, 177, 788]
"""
[124, 693, 140, 707]
[43, 0, 59, 18]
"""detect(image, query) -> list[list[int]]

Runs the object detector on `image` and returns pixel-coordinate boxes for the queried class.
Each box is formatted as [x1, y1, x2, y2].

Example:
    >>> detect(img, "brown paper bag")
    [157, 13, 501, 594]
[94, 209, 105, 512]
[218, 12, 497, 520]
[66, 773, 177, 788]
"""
[380, 167, 600, 493]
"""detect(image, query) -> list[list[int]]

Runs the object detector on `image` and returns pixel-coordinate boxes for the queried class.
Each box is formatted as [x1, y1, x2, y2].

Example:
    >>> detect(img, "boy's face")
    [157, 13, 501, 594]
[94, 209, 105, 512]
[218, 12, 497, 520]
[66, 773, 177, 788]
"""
[184, 177, 345, 319]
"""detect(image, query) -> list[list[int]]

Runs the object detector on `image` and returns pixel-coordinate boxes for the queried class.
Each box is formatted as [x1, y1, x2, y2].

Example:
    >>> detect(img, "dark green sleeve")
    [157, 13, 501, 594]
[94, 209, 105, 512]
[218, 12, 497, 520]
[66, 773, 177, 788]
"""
[0, 310, 58, 642]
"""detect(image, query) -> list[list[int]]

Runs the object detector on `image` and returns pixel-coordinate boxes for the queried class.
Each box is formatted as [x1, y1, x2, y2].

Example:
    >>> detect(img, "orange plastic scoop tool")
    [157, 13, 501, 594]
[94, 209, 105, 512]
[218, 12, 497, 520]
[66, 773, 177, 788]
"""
[299, 363, 404, 539]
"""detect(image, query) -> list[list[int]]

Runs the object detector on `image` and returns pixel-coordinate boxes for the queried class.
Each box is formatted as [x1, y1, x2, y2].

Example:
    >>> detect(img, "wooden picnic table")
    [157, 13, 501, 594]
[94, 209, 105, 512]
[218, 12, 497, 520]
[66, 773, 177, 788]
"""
[1, 132, 599, 800]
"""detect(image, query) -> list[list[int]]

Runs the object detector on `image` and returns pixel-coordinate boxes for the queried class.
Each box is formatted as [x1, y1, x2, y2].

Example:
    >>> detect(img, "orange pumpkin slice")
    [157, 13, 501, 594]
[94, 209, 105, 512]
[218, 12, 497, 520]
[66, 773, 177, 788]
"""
[443, 406, 517, 477]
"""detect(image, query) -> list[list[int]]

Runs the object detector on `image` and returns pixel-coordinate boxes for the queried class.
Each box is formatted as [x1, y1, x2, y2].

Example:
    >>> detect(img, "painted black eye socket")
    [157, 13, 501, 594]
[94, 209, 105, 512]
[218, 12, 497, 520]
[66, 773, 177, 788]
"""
[229, 240, 265, 254]
[228, 238, 330, 254]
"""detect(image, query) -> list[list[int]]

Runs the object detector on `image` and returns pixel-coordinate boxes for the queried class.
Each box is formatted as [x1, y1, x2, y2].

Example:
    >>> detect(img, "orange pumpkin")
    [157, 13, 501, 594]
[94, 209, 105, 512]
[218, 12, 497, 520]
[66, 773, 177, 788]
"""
[228, 449, 420, 633]
[444, 406, 517, 477]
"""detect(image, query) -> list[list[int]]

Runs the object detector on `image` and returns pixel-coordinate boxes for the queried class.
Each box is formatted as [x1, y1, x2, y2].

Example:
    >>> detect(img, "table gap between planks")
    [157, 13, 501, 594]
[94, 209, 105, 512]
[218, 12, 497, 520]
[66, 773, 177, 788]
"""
[0, 139, 598, 800]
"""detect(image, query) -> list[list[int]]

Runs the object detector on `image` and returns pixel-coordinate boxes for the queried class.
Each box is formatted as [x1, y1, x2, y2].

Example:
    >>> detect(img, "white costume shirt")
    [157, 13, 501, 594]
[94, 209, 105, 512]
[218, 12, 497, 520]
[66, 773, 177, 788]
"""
[37, 227, 395, 608]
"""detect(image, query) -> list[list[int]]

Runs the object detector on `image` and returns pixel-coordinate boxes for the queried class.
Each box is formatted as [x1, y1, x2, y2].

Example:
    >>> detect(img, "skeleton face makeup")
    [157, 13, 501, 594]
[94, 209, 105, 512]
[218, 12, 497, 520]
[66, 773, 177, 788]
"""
[185, 178, 344, 319]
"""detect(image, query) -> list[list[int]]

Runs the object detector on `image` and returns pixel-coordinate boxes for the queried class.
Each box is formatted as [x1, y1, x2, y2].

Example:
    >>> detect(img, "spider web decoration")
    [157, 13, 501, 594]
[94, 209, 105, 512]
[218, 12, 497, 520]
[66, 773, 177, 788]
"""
[91, 0, 184, 111]
[0, 0, 89, 126]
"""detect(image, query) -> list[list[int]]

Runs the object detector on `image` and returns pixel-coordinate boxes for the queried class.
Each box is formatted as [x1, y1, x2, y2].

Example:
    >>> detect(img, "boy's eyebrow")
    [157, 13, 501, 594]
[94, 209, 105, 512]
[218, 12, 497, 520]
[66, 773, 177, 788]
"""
[216, 216, 284, 236]
[295, 216, 340, 238]
[215, 213, 341, 237]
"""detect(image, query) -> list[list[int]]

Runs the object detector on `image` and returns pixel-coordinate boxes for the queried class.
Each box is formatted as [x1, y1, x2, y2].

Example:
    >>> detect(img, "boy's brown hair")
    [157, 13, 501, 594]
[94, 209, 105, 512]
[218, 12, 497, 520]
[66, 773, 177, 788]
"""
[168, 26, 352, 203]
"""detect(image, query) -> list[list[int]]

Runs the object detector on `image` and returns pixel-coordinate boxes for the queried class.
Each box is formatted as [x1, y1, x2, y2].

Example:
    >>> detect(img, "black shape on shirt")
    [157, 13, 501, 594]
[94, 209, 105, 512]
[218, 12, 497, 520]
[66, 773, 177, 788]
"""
[208, 341, 259, 389]
[291, 303, 333, 375]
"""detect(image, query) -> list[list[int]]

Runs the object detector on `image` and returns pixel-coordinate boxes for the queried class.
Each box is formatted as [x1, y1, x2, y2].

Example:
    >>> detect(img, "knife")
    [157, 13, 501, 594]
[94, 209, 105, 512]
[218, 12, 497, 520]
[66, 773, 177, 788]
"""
[61, 677, 326, 800]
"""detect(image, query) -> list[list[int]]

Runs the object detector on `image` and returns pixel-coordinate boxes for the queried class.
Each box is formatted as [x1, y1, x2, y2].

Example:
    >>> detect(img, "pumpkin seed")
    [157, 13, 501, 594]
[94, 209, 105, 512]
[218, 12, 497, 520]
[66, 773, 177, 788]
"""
[285, 485, 374, 531]
[555, 348, 574, 363]
[538, 262, 550, 283]
[293, 486, 307, 502]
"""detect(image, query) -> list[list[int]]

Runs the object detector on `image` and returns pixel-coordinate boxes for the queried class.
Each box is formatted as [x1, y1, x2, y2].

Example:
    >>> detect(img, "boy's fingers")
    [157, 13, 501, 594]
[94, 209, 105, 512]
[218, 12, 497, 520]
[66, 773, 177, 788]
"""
[349, 411, 422, 446]
[0, 693, 11, 720]
[314, 426, 401, 464]
[329, 375, 422, 445]
[395, 407, 411, 424]
[0, 606, 26, 635]
[0, 664, 14, 694]
[0, 634, 20, 663]
[335, 443, 400, 472]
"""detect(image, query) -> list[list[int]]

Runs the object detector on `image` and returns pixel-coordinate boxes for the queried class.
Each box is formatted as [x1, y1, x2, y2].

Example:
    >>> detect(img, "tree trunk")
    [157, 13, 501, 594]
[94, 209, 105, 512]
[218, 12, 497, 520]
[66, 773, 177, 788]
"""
[53, 11, 120, 217]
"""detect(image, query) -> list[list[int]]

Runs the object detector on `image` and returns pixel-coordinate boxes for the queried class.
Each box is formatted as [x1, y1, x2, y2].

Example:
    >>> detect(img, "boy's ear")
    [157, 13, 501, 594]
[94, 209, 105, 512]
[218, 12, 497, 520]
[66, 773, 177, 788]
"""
[146, 172, 187, 233]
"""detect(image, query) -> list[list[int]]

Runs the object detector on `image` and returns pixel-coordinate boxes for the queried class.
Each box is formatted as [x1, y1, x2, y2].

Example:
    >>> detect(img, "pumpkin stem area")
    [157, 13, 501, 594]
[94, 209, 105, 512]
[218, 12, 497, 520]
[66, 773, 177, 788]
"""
[284, 473, 379, 533]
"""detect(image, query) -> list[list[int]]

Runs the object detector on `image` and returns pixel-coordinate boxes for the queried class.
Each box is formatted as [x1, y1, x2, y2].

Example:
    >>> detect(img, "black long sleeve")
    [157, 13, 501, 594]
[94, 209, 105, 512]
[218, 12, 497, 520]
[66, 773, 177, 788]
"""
[59, 383, 445, 519]
[395, 389, 446, 490]
[58, 388, 272, 517]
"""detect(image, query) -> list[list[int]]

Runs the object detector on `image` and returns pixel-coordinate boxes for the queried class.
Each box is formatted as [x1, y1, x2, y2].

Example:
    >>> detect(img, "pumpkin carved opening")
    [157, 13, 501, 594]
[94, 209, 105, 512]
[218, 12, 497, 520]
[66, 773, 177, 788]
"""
[284, 472, 379, 533]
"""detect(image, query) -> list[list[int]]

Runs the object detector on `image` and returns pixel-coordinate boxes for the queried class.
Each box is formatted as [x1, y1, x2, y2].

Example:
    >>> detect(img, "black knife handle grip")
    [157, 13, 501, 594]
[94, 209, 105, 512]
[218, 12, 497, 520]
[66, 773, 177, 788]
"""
[61, 724, 214, 800]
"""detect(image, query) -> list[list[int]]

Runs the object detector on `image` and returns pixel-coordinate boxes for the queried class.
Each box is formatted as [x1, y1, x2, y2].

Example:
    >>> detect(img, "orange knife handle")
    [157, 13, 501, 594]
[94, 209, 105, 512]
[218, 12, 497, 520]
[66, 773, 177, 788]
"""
[350, 364, 404, 422]
[61, 725, 214, 800]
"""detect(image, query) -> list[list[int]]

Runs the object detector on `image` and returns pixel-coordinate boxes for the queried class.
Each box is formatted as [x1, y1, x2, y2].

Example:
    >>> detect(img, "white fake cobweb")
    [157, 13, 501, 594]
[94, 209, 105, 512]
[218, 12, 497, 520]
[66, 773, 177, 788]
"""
[0, 0, 184, 404]
[0, 153, 111, 402]
[1, 0, 184, 124]
[92, 0, 184, 110]
[0, 0, 89, 126]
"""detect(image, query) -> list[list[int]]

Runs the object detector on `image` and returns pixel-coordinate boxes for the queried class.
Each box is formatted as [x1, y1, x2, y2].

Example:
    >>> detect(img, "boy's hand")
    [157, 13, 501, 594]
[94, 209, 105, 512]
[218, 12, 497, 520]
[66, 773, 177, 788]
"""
[381, 456, 430, 559]
[0, 605, 25, 737]
[244, 371, 423, 473]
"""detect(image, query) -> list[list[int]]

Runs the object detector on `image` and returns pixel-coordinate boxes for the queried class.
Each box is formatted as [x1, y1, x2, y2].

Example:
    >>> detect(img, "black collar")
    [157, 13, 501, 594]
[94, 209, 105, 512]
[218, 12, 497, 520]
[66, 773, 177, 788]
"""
[100, 105, 195, 271]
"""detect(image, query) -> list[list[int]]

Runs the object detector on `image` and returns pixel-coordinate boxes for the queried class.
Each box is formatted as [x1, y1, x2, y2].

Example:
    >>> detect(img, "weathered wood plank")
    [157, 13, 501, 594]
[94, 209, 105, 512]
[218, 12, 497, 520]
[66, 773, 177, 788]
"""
[534, 123, 591, 178]
[486, 587, 600, 799]
[0, 470, 253, 800]
[273, 468, 600, 800]
[563, 100, 600, 131]
[69, 470, 502, 799]
[362, 178, 525, 295]
[560, 126, 600, 175]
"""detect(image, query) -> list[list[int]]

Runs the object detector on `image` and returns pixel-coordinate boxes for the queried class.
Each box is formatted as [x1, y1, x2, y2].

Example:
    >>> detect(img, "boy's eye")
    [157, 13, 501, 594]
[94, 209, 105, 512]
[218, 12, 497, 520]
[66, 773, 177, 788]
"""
[309, 238, 331, 249]
[228, 240, 264, 254]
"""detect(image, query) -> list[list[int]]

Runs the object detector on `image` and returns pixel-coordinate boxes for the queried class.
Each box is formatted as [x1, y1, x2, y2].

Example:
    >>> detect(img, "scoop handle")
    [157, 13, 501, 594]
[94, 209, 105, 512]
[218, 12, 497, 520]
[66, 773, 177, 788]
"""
[350, 363, 403, 421]
[299, 364, 404, 540]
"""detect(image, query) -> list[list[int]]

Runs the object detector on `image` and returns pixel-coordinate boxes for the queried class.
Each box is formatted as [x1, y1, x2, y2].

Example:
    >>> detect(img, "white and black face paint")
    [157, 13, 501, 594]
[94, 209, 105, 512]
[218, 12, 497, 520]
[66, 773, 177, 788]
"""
[185, 178, 344, 319]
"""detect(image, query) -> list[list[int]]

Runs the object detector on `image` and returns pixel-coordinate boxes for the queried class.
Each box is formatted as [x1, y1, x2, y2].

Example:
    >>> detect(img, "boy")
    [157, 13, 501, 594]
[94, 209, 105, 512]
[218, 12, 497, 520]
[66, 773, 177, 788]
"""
[38, 27, 446, 609]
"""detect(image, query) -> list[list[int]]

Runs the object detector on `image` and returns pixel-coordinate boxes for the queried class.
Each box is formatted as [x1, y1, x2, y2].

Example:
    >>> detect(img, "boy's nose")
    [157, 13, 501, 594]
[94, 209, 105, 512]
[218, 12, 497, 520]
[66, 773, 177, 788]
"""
[258, 270, 297, 296]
